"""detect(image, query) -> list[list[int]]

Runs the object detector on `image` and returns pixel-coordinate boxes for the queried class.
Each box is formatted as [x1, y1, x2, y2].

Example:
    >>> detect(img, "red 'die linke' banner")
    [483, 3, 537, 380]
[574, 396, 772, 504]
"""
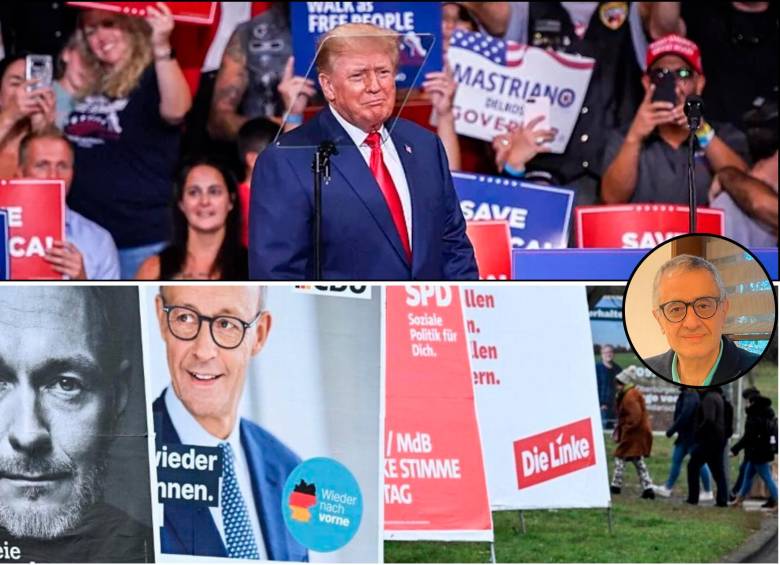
[513, 418, 597, 489]
[67, 2, 217, 25]
[575, 204, 725, 248]
[0, 179, 65, 280]
[466, 220, 512, 281]
[385, 287, 493, 540]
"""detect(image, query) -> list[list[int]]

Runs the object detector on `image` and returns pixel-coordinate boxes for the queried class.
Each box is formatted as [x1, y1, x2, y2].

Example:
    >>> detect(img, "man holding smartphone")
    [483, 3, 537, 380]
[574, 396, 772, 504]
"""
[601, 35, 749, 205]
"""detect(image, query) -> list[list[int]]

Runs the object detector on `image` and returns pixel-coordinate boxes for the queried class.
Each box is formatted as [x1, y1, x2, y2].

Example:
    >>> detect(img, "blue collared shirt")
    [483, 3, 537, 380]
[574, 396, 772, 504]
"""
[672, 339, 724, 387]
[66, 207, 120, 279]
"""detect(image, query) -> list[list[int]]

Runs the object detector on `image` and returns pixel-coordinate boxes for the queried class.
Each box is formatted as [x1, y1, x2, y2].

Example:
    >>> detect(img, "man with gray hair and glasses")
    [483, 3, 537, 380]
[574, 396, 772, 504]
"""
[152, 286, 307, 561]
[646, 254, 760, 387]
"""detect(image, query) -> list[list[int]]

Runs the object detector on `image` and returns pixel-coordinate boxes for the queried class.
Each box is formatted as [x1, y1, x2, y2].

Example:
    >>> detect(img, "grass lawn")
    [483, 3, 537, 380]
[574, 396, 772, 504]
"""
[385, 434, 767, 563]
[385, 358, 777, 563]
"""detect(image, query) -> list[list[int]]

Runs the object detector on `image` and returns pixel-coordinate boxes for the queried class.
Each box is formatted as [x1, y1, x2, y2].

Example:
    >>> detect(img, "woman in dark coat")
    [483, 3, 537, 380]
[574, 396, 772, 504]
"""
[610, 367, 655, 499]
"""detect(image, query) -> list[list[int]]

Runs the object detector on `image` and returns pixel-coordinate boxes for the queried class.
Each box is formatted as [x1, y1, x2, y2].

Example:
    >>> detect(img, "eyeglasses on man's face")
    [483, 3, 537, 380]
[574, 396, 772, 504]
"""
[162, 305, 263, 349]
[657, 296, 721, 323]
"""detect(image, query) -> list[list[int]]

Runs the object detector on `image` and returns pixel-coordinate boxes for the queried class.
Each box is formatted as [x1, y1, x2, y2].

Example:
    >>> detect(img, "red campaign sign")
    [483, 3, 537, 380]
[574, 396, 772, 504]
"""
[575, 204, 725, 248]
[67, 2, 217, 25]
[513, 418, 597, 489]
[385, 287, 493, 540]
[466, 220, 512, 281]
[0, 179, 65, 280]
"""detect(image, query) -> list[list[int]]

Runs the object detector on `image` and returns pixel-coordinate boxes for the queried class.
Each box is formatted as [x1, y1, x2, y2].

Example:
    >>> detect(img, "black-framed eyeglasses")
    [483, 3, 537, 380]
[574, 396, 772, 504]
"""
[649, 67, 695, 82]
[162, 305, 264, 349]
[657, 296, 721, 323]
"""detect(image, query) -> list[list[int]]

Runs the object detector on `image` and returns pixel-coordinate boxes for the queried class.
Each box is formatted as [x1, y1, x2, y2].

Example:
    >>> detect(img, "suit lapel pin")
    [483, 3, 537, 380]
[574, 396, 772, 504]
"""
[404, 144, 413, 154]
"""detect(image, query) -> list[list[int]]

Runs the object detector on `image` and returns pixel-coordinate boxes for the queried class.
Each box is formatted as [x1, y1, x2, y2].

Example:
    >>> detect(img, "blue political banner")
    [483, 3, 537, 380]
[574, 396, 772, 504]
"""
[454, 172, 574, 249]
[513, 249, 649, 281]
[511, 248, 779, 281]
[290, 2, 442, 89]
[0, 210, 8, 280]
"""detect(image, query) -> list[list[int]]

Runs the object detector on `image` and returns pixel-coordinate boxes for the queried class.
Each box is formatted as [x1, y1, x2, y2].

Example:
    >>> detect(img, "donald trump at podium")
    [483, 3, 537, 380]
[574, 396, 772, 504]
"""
[248, 23, 478, 280]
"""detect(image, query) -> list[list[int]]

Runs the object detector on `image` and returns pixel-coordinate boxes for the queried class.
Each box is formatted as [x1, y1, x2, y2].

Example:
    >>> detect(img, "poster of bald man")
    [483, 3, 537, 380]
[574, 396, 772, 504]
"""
[0, 286, 154, 563]
[143, 285, 381, 563]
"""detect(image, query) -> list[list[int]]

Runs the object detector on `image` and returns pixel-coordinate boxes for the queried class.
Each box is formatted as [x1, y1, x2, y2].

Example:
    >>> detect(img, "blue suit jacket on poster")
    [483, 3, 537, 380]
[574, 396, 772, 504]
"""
[152, 394, 308, 561]
[248, 106, 478, 280]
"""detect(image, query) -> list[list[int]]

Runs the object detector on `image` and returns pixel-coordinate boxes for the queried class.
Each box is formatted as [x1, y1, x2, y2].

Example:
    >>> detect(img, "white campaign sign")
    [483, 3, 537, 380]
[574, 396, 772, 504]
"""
[462, 286, 610, 510]
[449, 31, 595, 153]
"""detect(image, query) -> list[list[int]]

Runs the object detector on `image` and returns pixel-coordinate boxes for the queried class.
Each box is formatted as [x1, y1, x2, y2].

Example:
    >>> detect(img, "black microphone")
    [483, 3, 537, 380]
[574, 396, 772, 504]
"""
[684, 95, 704, 131]
[683, 96, 703, 233]
[316, 141, 339, 183]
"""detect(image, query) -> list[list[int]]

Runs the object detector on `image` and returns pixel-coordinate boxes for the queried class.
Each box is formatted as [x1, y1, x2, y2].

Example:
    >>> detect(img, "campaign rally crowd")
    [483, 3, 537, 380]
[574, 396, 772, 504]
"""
[0, 2, 777, 279]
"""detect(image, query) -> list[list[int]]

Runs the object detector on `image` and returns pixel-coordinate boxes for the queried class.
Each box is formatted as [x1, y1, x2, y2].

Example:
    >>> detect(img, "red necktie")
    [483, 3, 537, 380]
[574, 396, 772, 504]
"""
[364, 132, 412, 261]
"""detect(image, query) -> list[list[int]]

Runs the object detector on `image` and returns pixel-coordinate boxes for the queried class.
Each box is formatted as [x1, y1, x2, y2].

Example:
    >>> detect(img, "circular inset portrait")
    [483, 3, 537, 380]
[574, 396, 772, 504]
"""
[624, 234, 776, 388]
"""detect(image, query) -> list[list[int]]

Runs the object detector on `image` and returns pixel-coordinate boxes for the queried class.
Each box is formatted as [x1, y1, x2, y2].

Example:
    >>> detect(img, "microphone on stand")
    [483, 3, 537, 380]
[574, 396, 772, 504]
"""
[683, 95, 704, 232]
[312, 141, 339, 280]
[684, 95, 704, 131]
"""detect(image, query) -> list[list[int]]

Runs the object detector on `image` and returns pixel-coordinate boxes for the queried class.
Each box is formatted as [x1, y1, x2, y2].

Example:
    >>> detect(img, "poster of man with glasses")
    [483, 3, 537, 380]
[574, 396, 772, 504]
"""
[146, 285, 381, 563]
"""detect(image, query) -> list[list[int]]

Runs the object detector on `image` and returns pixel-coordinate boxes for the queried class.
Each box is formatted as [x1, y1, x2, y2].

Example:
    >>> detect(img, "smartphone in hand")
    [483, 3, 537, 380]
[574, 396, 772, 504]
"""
[523, 97, 551, 130]
[651, 70, 676, 105]
[25, 54, 53, 93]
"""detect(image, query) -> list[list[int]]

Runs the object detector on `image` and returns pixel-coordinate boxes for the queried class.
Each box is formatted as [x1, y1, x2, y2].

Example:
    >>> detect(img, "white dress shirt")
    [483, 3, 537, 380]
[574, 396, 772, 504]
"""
[164, 387, 268, 559]
[329, 105, 413, 248]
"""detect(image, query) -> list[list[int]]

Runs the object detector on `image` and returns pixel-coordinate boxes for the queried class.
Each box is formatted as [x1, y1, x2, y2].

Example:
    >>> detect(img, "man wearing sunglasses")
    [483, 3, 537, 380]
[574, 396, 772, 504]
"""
[152, 286, 307, 562]
[645, 254, 760, 387]
[602, 35, 749, 205]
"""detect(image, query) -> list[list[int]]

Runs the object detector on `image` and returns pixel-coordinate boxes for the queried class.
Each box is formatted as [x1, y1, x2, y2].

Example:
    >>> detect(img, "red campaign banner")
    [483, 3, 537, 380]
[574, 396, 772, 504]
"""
[0, 179, 65, 280]
[67, 2, 217, 25]
[466, 220, 512, 281]
[575, 204, 725, 248]
[512, 418, 597, 489]
[384, 287, 493, 541]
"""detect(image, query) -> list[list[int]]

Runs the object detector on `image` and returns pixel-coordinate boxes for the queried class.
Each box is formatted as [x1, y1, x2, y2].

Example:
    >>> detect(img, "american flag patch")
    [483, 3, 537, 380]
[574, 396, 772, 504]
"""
[450, 30, 525, 68]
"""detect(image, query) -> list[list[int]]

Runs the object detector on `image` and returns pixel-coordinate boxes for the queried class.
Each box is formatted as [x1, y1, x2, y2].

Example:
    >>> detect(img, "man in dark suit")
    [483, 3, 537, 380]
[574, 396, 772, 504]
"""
[153, 286, 307, 561]
[249, 22, 478, 280]
[645, 254, 759, 387]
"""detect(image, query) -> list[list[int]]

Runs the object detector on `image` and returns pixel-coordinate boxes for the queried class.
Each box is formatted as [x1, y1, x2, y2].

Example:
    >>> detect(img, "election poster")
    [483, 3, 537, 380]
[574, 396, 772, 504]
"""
[454, 172, 574, 249]
[575, 204, 725, 248]
[0, 287, 154, 562]
[0, 210, 8, 280]
[290, 2, 442, 89]
[589, 292, 678, 431]
[294, 285, 373, 300]
[67, 2, 217, 25]
[142, 286, 381, 563]
[0, 179, 65, 280]
[384, 286, 493, 542]
[465, 221, 512, 280]
[464, 286, 611, 510]
[449, 30, 595, 152]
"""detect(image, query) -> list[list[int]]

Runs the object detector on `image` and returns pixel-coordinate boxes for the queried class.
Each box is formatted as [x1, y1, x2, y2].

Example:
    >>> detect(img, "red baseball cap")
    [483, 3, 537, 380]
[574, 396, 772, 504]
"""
[646, 34, 703, 74]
